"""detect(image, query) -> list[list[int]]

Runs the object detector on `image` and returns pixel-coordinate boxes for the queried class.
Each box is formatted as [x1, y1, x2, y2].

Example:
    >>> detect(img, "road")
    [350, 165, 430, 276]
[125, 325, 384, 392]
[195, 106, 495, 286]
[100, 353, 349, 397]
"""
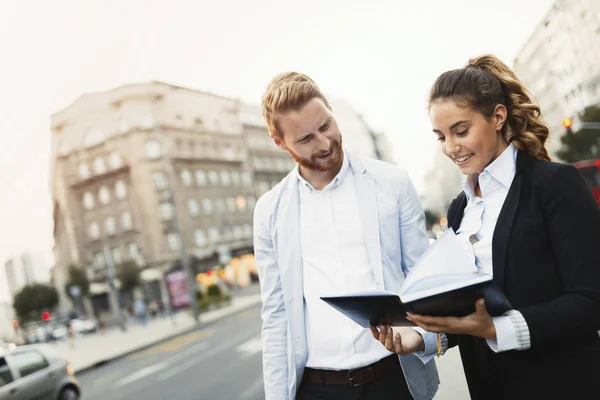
[77, 303, 469, 399]
[78, 306, 265, 400]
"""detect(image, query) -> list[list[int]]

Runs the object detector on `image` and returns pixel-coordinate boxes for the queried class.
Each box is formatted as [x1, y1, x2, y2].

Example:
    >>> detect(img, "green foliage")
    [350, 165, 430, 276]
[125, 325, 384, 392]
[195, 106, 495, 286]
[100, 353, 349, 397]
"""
[207, 284, 222, 297]
[117, 261, 140, 293]
[64, 265, 90, 301]
[13, 284, 59, 322]
[556, 105, 600, 163]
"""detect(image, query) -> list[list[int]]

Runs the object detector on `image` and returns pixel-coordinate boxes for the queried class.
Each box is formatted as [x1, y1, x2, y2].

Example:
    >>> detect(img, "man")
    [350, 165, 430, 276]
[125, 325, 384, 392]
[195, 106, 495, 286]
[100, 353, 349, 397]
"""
[254, 72, 439, 400]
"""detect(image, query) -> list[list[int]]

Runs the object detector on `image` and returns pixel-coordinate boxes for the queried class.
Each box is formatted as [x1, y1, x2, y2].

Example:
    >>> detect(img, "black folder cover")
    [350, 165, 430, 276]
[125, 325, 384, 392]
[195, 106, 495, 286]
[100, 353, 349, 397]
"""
[320, 281, 511, 328]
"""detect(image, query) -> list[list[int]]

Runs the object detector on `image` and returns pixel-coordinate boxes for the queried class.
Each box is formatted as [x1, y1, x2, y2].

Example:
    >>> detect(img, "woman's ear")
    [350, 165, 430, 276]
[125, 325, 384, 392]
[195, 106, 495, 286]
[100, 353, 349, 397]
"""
[494, 104, 508, 132]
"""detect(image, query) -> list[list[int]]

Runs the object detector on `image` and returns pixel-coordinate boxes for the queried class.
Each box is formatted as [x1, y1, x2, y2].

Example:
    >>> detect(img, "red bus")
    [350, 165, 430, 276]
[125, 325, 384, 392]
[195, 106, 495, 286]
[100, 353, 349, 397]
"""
[572, 159, 600, 206]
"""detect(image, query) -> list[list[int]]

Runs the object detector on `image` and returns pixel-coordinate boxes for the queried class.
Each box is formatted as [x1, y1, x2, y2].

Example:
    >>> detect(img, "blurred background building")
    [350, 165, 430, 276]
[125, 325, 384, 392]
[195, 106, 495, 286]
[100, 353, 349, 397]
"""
[50, 81, 394, 316]
[513, 0, 600, 157]
[3, 251, 51, 297]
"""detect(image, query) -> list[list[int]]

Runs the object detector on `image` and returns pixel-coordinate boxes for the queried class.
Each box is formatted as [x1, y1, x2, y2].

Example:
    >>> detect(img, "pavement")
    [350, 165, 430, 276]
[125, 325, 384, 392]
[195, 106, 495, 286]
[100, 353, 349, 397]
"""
[49, 286, 262, 374]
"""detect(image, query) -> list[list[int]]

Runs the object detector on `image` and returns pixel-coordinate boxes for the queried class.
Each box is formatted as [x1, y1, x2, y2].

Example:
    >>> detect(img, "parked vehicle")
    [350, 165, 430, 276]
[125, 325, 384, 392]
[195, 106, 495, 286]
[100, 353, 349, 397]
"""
[0, 343, 80, 399]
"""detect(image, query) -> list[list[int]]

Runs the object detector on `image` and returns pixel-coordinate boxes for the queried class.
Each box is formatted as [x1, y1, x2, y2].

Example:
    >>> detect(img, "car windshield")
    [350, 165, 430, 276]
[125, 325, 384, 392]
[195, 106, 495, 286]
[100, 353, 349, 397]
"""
[0, 357, 14, 387]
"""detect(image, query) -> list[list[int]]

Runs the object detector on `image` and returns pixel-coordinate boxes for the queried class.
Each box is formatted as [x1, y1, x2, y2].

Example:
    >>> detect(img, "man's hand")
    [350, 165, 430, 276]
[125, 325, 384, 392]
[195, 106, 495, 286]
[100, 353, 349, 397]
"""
[369, 325, 425, 355]
[406, 299, 497, 340]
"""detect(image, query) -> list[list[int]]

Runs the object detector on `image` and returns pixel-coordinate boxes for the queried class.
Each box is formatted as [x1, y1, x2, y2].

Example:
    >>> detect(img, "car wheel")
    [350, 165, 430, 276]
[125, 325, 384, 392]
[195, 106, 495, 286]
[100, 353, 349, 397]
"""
[59, 387, 79, 400]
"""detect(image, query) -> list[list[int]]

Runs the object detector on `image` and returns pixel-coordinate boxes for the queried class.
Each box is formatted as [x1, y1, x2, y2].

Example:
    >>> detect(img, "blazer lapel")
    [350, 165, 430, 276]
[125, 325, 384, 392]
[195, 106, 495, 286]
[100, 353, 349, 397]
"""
[350, 155, 384, 285]
[492, 150, 527, 289]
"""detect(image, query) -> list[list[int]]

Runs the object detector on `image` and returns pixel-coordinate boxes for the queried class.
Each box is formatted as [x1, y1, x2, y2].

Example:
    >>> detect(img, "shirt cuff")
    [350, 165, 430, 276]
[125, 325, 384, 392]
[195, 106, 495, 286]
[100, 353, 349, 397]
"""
[411, 328, 448, 364]
[486, 310, 531, 352]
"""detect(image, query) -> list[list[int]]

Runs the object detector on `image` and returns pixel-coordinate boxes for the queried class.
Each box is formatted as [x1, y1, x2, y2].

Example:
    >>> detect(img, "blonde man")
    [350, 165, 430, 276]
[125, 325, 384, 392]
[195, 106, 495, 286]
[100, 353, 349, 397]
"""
[254, 72, 439, 400]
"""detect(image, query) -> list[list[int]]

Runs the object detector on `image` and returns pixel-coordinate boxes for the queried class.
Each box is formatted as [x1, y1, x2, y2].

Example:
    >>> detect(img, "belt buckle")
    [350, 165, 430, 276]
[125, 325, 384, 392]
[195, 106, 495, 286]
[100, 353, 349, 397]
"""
[348, 368, 362, 387]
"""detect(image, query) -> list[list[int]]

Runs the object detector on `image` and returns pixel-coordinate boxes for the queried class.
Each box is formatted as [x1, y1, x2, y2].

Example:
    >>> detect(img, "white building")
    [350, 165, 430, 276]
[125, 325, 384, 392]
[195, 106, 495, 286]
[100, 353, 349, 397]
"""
[3, 251, 51, 297]
[513, 0, 600, 158]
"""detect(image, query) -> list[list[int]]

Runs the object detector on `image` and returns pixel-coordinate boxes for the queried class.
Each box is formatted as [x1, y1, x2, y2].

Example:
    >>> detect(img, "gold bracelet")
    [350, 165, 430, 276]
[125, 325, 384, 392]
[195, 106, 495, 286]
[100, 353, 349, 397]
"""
[436, 334, 441, 358]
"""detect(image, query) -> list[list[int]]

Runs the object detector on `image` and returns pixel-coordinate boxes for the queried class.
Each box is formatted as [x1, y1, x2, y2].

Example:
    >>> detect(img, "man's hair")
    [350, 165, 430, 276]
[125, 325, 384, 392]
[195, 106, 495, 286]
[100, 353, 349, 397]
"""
[261, 72, 332, 139]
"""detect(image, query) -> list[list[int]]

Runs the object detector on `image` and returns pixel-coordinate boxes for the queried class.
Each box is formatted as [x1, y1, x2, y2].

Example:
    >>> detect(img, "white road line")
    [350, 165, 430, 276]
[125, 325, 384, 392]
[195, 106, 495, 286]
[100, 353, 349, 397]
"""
[236, 335, 262, 359]
[115, 363, 166, 387]
[113, 342, 209, 388]
[158, 331, 258, 381]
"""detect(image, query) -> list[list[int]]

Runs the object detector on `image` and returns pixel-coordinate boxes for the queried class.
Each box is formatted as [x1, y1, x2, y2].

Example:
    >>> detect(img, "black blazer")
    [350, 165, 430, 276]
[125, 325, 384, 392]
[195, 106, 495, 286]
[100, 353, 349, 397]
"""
[446, 150, 600, 400]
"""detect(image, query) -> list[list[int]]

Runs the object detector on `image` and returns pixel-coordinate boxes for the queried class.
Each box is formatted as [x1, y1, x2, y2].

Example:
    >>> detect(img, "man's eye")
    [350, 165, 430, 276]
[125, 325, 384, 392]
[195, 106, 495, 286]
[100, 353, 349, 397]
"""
[319, 124, 330, 132]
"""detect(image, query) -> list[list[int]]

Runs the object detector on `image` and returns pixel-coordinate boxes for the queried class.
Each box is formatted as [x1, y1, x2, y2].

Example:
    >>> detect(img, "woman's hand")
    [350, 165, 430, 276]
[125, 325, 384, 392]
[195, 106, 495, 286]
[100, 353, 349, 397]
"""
[406, 299, 497, 340]
[369, 325, 425, 355]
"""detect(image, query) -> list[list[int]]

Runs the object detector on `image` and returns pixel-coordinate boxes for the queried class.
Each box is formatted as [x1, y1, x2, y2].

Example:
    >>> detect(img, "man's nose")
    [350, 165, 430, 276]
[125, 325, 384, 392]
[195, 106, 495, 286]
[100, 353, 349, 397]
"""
[316, 134, 331, 151]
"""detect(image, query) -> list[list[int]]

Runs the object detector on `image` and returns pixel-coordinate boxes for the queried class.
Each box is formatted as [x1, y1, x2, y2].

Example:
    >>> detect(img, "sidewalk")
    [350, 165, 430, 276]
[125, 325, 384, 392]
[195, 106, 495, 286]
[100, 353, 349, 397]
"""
[50, 292, 262, 373]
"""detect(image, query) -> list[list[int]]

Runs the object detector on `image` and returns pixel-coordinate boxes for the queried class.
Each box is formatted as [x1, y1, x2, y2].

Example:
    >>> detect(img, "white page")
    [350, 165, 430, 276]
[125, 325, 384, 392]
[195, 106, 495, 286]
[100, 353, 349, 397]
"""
[400, 229, 484, 298]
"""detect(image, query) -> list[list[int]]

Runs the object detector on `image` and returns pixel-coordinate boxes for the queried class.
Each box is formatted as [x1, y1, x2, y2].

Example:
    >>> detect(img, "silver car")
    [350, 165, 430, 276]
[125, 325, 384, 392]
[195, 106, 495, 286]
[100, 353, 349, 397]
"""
[0, 344, 80, 400]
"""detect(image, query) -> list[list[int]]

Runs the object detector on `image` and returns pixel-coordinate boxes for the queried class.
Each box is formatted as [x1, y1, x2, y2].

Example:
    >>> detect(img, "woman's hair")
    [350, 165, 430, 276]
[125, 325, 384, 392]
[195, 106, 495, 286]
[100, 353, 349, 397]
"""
[428, 54, 550, 161]
[261, 72, 332, 139]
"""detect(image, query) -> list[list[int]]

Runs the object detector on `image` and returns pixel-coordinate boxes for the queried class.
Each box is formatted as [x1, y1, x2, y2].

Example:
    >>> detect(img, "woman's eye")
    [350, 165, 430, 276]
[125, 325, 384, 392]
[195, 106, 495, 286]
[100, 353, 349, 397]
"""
[456, 129, 469, 136]
[437, 136, 445, 142]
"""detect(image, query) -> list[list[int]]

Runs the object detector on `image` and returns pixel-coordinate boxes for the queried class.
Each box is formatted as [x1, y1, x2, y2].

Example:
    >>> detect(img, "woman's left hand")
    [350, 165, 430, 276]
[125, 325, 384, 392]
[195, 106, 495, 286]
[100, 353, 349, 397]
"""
[406, 299, 497, 340]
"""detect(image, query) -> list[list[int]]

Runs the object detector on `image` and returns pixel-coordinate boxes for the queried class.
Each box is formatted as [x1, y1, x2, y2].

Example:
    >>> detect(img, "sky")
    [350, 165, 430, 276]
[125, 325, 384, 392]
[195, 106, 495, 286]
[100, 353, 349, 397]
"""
[0, 0, 554, 301]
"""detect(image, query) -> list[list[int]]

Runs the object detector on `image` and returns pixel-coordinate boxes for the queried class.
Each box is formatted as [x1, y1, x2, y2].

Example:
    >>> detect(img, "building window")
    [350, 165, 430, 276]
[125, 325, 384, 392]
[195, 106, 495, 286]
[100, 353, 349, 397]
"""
[181, 169, 193, 187]
[208, 170, 219, 185]
[188, 199, 200, 216]
[233, 225, 243, 240]
[247, 196, 257, 211]
[208, 227, 220, 243]
[105, 217, 116, 235]
[109, 151, 123, 169]
[220, 170, 231, 186]
[160, 203, 174, 221]
[78, 164, 90, 179]
[231, 171, 240, 186]
[243, 223, 252, 238]
[83, 192, 95, 210]
[99, 186, 111, 205]
[258, 182, 270, 195]
[94, 252, 106, 269]
[194, 229, 207, 247]
[226, 197, 236, 213]
[115, 180, 127, 200]
[121, 211, 133, 230]
[57, 139, 70, 156]
[202, 199, 213, 215]
[216, 198, 226, 214]
[167, 233, 181, 251]
[111, 248, 122, 266]
[88, 221, 100, 239]
[146, 140, 162, 159]
[222, 226, 233, 241]
[153, 171, 168, 190]
[195, 170, 207, 186]
[93, 157, 107, 175]
[253, 157, 262, 169]
[241, 172, 251, 186]
[83, 129, 105, 148]
[127, 243, 139, 261]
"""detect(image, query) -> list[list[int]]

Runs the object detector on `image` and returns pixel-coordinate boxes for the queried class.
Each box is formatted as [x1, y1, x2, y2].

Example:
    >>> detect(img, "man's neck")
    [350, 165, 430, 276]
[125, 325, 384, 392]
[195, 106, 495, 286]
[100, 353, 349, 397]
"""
[299, 163, 342, 191]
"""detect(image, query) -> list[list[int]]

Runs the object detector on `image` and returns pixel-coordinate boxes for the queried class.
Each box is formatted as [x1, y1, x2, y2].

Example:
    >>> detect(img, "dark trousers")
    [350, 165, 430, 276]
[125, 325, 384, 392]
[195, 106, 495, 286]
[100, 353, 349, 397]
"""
[296, 359, 413, 400]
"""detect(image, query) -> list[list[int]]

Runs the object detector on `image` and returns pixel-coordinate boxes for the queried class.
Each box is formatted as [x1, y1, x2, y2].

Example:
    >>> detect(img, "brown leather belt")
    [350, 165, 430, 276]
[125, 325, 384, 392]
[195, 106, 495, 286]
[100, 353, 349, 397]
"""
[303, 355, 400, 387]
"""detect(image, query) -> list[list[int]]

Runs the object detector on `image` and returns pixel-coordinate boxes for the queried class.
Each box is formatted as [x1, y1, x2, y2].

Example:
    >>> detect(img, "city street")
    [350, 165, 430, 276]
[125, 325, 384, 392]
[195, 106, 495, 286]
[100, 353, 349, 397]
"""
[77, 303, 469, 399]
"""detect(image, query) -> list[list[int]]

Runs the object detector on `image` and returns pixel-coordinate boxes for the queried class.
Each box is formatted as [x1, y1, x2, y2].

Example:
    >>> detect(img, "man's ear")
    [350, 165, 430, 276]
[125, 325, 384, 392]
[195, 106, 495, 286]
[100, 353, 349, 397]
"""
[273, 136, 286, 150]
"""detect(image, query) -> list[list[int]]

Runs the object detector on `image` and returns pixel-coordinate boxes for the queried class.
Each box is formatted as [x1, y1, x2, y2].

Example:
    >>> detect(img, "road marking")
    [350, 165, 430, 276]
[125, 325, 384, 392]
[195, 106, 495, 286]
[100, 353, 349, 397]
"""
[115, 363, 167, 387]
[236, 335, 262, 359]
[158, 330, 259, 381]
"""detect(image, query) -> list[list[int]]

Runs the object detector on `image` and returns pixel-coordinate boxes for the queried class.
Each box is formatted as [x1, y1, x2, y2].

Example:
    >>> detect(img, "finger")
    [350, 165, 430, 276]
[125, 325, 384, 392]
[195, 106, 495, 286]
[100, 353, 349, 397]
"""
[378, 325, 388, 346]
[384, 327, 395, 352]
[369, 325, 380, 340]
[475, 299, 487, 314]
[394, 332, 404, 354]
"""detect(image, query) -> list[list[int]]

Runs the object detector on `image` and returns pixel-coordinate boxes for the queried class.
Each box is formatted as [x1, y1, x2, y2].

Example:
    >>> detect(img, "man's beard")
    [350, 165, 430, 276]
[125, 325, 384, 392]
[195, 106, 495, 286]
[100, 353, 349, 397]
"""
[288, 136, 343, 172]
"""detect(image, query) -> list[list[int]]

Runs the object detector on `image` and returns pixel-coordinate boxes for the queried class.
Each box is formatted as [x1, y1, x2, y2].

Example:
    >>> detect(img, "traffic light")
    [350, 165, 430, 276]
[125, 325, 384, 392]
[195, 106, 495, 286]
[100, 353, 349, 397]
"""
[562, 117, 573, 135]
[41, 311, 51, 321]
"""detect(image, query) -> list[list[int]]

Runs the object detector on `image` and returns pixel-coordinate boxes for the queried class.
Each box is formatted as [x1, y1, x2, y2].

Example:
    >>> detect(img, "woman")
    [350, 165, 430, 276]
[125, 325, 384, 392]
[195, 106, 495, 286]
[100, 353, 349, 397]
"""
[372, 54, 600, 399]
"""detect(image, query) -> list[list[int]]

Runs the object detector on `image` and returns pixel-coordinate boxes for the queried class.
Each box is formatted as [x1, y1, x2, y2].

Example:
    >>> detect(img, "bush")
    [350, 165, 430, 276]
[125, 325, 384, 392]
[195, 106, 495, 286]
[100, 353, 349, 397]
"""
[207, 284, 221, 297]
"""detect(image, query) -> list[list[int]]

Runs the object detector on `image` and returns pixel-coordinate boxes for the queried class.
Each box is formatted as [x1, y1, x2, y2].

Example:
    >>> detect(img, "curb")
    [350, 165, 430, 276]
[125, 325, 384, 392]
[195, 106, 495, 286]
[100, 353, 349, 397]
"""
[75, 296, 262, 375]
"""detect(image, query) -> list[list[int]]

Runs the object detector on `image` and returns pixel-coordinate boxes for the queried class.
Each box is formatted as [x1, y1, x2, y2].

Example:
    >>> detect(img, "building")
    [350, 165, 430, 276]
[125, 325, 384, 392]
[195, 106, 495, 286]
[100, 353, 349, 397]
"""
[421, 150, 464, 217]
[51, 81, 393, 314]
[3, 251, 51, 297]
[513, 0, 600, 158]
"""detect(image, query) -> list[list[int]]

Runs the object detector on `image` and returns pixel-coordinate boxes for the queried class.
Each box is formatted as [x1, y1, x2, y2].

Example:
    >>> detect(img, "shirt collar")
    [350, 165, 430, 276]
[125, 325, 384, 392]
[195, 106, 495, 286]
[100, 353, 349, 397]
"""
[295, 149, 350, 192]
[461, 142, 517, 199]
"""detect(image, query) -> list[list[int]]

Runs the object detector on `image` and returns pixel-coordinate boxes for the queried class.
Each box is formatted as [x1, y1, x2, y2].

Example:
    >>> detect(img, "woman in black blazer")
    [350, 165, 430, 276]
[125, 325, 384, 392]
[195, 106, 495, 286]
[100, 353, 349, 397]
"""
[373, 54, 600, 399]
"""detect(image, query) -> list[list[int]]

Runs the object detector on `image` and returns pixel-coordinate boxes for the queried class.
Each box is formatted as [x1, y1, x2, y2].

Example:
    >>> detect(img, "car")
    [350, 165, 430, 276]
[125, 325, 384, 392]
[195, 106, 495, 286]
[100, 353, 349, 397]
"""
[69, 319, 98, 335]
[0, 343, 80, 399]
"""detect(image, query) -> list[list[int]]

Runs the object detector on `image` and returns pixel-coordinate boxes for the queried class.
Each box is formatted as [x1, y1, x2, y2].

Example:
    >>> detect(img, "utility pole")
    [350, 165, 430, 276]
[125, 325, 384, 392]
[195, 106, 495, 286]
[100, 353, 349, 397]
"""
[102, 237, 125, 330]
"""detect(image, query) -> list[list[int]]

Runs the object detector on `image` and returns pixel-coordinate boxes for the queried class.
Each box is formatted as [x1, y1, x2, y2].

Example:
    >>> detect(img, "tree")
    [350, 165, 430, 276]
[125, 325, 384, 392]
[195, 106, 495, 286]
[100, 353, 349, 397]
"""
[13, 284, 59, 322]
[556, 105, 600, 163]
[64, 264, 90, 302]
[118, 261, 141, 294]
